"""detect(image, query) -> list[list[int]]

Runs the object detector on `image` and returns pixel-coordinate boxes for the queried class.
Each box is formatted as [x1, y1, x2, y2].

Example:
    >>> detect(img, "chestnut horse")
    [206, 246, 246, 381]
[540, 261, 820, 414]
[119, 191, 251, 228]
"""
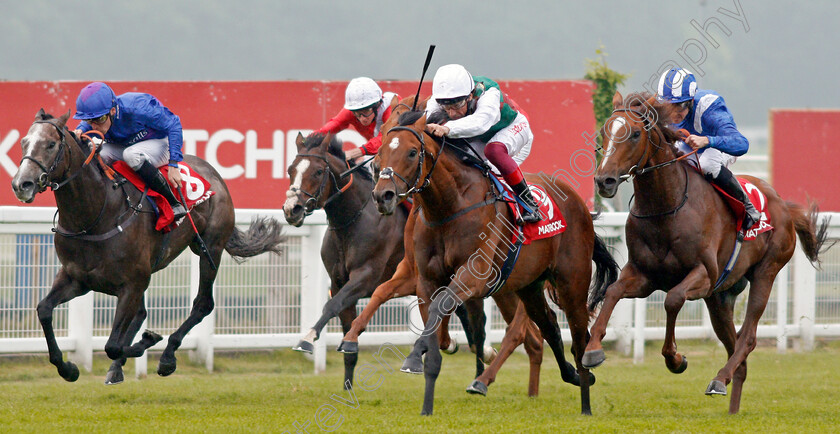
[584, 92, 832, 414]
[360, 110, 619, 415]
[11, 110, 285, 384]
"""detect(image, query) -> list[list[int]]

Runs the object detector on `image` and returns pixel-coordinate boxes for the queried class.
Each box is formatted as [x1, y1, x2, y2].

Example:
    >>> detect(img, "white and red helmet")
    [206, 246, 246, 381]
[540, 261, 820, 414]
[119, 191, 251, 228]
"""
[344, 77, 382, 110]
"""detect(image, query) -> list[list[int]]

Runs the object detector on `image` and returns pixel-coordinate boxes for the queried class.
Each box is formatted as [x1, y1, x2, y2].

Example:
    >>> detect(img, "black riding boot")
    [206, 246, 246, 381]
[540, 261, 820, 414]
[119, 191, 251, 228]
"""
[135, 161, 188, 220]
[510, 180, 542, 224]
[711, 166, 760, 233]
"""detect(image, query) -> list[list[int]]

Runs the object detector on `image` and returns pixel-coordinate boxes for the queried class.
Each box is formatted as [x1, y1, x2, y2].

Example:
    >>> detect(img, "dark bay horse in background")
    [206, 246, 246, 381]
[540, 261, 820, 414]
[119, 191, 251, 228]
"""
[365, 110, 619, 415]
[11, 110, 285, 384]
[584, 92, 832, 414]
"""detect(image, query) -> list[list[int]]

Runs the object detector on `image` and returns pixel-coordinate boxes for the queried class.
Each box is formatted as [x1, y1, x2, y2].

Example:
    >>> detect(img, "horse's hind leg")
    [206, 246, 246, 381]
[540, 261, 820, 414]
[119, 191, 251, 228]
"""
[469, 293, 528, 396]
[463, 298, 487, 378]
[158, 250, 222, 377]
[702, 284, 741, 407]
[338, 305, 358, 390]
[709, 273, 775, 414]
[37, 269, 89, 381]
[516, 280, 591, 391]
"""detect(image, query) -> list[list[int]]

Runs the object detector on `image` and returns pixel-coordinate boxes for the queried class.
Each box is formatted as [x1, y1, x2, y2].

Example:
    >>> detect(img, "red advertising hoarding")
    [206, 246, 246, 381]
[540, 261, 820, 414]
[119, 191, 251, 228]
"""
[771, 109, 840, 212]
[0, 81, 596, 209]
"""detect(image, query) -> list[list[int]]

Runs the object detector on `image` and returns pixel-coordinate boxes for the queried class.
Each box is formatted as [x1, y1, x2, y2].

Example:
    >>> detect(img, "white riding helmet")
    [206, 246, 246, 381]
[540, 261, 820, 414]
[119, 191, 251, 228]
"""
[432, 64, 474, 101]
[344, 77, 382, 110]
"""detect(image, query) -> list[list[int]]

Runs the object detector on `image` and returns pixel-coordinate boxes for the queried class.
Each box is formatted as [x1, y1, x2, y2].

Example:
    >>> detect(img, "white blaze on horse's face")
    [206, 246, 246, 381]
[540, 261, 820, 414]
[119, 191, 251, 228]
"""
[20, 128, 49, 160]
[599, 117, 626, 169]
[283, 159, 310, 212]
[388, 137, 400, 150]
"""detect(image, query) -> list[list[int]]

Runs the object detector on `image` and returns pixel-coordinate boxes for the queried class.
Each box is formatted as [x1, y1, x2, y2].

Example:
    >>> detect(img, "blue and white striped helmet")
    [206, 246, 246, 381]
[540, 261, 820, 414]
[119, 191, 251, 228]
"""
[656, 68, 697, 103]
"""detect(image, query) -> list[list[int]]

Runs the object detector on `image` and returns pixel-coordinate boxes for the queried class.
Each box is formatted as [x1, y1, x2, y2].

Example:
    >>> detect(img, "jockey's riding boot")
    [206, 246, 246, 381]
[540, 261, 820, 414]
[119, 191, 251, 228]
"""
[135, 161, 188, 220]
[510, 180, 542, 224]
[712, 166, 761, 233]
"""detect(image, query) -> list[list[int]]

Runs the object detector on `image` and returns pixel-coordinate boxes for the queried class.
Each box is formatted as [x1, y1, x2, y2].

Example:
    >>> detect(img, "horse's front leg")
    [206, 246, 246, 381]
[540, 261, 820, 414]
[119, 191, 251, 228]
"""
[339, 259, 415, 353]
[294, 267, 373, 353]
[37, 269, 89, 382]
[583, 264, 654, 368]
[662, 265, 710, 374]
[401, 280, 466, 416]
[104, 285, 147, 362]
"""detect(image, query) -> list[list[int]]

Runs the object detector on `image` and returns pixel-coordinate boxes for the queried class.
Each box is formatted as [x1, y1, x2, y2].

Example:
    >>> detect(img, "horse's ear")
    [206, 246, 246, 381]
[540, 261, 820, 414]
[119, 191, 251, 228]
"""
[295, 132, 306, 151]
[413, 113, 427, 129]
[58, 110, 71, 127]
[318, 132, 333, 151]
[612, 91, 623, 110]
[35, 108, 46, 121]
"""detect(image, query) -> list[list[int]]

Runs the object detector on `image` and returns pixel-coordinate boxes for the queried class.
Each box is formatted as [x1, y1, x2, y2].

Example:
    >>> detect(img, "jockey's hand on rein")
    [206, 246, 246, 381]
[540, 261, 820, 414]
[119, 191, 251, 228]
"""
[426, 123, 450, 138]
[685, 134, 710, 150]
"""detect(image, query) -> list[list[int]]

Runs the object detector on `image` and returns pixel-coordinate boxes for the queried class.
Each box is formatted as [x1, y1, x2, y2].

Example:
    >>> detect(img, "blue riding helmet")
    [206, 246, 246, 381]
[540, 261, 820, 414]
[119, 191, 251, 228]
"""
[656, 68, 697, 103]
[73, 82, 116, 120]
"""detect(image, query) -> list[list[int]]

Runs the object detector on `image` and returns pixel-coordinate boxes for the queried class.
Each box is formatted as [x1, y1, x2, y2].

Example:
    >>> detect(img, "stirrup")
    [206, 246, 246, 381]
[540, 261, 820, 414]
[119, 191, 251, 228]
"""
[171, 203, 188, 220]
[520, 207, 541, 224]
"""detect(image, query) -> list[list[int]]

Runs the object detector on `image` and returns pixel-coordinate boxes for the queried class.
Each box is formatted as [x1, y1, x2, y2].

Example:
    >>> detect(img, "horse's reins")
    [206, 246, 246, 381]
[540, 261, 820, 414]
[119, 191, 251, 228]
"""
[610, 108, 699, 181]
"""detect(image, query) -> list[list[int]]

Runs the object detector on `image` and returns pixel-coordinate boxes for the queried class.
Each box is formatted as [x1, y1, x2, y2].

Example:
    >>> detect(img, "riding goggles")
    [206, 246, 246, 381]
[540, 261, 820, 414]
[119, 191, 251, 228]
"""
[85, 113, 110, 125]
[436, 96, 468, 111]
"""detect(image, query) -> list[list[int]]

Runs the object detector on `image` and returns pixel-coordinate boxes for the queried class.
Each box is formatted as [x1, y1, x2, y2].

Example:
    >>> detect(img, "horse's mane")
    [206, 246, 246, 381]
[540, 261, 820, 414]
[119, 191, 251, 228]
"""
[303, 132, 372, 181]
[397, 110, 425, 127]
[620, 92, 682, 145]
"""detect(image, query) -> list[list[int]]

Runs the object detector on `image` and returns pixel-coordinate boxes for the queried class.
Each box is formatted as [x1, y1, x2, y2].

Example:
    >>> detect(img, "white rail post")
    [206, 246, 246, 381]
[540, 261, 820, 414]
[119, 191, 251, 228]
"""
[135, 318, 148, 378]
[632, 297, 647, 364]
[611, 234, 633, 356]
[776, 264, 789, 353]
[68, 292, 94, 373]
[300, 223, 329, 374]
[793, 240, 816, 352]
[189, 252, 215, 372]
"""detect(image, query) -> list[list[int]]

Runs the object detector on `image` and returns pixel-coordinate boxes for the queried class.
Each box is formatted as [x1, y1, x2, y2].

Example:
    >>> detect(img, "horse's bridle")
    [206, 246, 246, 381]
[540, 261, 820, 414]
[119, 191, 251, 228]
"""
[379, 125, 446, 199]
[609, 108, 696, 181]
[292, 153, 351, 215]
[21, 120, 72, 192]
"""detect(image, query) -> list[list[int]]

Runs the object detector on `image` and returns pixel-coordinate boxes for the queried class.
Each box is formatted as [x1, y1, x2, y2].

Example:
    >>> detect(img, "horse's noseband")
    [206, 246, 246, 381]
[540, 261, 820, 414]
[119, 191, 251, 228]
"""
[21, 120, 69, 192]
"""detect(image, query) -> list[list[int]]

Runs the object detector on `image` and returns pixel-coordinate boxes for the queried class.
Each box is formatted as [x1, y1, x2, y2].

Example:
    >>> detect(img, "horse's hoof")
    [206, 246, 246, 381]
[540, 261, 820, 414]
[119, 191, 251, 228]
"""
[705, 380, 727, 396]
[104, 369, 124, 385]
[400, 356, 424, 375]
[441, 340, 459, 355]
[336, 341, 358, 354]
[157, 358, 177, 377]
[482, 346, 498, 365]
[141, 330, 164, 346]
[668, 355, 688, 374]
[59, 361, 80, 382]
[582, 349, 605, 369]
[292, 340, 314, 354]
[465, 380, 488, 396]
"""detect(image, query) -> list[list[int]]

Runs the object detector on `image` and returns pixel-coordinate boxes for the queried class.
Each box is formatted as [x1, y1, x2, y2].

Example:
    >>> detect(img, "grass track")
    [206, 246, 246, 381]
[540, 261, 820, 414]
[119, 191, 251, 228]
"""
[1, 340, 839, 433]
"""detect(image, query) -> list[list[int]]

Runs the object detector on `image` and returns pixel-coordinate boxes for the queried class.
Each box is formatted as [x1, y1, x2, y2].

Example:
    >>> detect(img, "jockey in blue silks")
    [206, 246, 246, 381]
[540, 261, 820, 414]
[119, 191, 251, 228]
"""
[657, 68, 761, 233]
[72, 82, 188, 219]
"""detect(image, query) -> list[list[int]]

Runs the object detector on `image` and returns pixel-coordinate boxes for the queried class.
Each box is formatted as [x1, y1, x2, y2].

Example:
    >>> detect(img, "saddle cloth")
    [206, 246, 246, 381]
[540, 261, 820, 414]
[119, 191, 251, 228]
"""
[112, 161, 215, 231]
[710, 178, 773, 240]
[489, 174, 567, 245]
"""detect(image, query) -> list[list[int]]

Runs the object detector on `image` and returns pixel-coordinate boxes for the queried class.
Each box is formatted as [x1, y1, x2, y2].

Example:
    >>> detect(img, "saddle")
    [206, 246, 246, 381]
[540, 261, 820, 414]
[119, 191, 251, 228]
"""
[111, 161, 214, 232]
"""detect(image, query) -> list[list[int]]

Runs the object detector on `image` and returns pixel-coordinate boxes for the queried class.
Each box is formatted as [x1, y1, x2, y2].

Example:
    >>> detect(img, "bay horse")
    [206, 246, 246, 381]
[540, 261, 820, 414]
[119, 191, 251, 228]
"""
[11, 109, 285, 384]
[363, 110, 619, 415]
[285, 127, 534, 393]
[584, 92, 832, 414]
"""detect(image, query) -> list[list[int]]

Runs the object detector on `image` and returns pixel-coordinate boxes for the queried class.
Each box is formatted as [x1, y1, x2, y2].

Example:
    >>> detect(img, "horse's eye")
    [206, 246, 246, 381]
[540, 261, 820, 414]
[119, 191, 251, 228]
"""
[47, 141, 56, 149]
[408, 148, 418, 158]
[631, 131, 641, 140]
[314, 169, 323, 177]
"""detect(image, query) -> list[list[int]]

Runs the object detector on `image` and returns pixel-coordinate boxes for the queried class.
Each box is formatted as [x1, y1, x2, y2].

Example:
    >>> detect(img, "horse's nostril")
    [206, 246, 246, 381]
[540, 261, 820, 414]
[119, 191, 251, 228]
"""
[292, 204, 303, 215]
[602, 177, 617, 187]
[20, 181, 34, 191]
[382, 191, 395, 203]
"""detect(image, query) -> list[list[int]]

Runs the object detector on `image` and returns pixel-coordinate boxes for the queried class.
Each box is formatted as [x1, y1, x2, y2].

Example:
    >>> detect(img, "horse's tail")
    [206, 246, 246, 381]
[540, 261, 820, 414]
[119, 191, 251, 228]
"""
[225, 217, 286, 263]
[589, 233, 620, 312]
[785, 200, 834, 265]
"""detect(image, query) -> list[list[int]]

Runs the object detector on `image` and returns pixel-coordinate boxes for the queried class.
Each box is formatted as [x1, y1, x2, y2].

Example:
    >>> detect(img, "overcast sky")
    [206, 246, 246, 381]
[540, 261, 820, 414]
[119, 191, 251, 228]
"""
[1, 0, 838, 127]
